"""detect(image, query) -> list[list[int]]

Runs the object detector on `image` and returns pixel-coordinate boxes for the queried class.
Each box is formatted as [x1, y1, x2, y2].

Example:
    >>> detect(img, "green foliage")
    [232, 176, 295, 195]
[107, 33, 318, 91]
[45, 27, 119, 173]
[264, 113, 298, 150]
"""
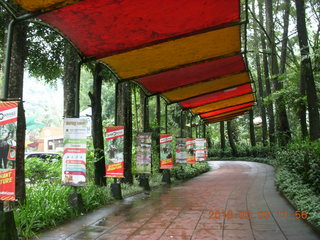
[172, 162, 210, 180]
[275, 167, 320, 228]
[275, 140, 320, 193]
[208, 145, 274, 159]
[15, 183, 74, 239]
[25, 158, 62, 184]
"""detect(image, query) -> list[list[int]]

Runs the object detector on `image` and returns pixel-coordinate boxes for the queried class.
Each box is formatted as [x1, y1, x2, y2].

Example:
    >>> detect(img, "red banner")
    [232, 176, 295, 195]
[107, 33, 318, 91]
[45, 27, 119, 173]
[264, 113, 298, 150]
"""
[106, 162, 124, 178]
[0, 169, 15, 201]
[186, 138, 196, 164]
[105, 126, 124, 178]
[160, 134, 173, 169]
[0, 101, 18, 201]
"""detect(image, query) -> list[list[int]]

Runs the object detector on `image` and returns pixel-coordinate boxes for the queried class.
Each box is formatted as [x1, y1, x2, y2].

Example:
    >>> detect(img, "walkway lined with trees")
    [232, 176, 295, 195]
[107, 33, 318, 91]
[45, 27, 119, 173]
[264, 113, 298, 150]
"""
[37, 162, 320, 240]
[0, 0, 319, 239]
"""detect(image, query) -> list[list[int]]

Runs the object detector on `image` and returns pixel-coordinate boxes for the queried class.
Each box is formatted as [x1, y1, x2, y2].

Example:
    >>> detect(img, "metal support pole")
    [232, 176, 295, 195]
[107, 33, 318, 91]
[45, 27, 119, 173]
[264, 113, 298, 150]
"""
[2, 20, 15, 100]
[165, 103, 168, 134]
[190, 115, 193, 138]
[195, 123, 198, 138]
[112, 81, 122, 199]
[180, 110, 183, 137]
[114, 81, 120, 126]
[143, 96, 149, 132]
[74, 60, 82, 118]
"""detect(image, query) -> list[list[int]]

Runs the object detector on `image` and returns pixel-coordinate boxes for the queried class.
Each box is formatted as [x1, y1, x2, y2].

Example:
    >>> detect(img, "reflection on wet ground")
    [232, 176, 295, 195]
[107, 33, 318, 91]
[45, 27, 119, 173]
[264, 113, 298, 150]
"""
[37, 161, 320, 240]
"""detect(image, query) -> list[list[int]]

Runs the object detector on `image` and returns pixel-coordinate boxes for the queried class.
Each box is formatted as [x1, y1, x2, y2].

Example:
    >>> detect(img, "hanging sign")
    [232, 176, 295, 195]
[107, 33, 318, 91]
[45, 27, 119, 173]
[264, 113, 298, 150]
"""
[136, 133, 152, 174]
[195, 138, 206, 161]
[176, 138, 187, 164]
[186, 138, 196, 164]
[105, 126, 124, 178]
[62, 118, 87, 186]
[0, 101, 18, 201]
[160, 134, 173, 169]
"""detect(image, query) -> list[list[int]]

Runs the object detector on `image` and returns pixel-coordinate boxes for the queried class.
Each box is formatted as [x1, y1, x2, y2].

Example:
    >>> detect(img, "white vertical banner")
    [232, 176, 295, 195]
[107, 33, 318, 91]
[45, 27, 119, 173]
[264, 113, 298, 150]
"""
[62, 118, 87, 186]
[195, 138, 206, 162]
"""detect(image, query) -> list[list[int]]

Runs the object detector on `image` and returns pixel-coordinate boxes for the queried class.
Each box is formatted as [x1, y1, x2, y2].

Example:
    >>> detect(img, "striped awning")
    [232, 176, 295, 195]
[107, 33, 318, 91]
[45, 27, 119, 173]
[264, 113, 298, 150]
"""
[14, 0, 255, 124]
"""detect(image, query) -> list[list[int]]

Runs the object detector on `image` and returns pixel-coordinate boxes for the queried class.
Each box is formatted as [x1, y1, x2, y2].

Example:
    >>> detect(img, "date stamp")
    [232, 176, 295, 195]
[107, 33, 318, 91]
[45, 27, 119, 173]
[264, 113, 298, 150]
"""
[208, 210, 308, 220]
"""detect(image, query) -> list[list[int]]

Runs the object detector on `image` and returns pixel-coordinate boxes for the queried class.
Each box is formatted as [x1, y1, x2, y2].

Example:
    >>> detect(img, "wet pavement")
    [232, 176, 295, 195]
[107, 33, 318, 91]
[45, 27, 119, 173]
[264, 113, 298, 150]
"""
[36, 161, 320, 240]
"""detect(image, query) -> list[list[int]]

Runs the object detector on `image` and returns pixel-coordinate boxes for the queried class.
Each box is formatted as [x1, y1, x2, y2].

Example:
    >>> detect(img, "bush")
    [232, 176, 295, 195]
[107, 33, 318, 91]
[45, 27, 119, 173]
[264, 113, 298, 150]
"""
[275, 167, 320, 228]
[172, 162, 210, 180]
[208, 145, 274, 159]
[25, 158, 62, 184]
[275, 140, 320, 193]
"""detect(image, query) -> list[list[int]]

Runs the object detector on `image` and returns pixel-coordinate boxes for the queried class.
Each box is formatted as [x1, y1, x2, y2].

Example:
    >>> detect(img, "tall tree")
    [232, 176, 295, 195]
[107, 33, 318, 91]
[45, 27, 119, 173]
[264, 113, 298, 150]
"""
[249, 110, 256, 146]
[220, 121, 225, 151]
[265, 0, 291, 146]
[252, 0, 268, 146]
[116, 81, 133, 184]
[295, 0, 320, 140]
[227, 120, 237, 156]
[6, 18, 28, 203]
[258, 0, 276, 146]
[88, 63, 106, 186]
[63, 43, 79, 118]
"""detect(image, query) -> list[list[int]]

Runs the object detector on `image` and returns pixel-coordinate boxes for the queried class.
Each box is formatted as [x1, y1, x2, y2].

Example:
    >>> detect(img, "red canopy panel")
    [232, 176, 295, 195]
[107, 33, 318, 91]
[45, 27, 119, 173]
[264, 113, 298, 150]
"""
[39, 0, 240, 58]
[135, 54, 245, 94]
[180, 83, 253, 109]
[200, 102, 254, 119]
[203, 111, 248, 124]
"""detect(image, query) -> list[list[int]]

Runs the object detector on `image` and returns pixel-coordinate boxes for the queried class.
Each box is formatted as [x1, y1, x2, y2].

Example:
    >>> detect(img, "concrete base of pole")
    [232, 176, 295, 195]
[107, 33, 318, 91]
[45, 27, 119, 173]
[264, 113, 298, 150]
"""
[68, 192, 84, 214]
[139, 176, 150, 191]
[162, 169, 171, 184]
[111, 183, 123, 200]
[0, 211, 18, 240]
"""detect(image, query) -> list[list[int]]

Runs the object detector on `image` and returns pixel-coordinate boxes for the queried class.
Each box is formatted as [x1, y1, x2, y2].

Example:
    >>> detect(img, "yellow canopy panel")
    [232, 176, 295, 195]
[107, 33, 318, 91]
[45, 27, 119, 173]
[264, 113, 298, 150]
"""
[14, 0, 79, 12]
[192, 93, 254, 114]
[163, 72, 250, 102]
[203, 106, 253, 121]
[100, 25, 241, 80]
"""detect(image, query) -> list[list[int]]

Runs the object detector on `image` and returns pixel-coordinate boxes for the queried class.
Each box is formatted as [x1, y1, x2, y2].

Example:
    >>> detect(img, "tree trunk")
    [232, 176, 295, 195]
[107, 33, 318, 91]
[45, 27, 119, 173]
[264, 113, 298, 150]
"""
[220, 121, 225, 151]
[249, 110, 256, 147]
[298, 79, 308, 138]
[140, 89, 149, 132]
[265, 0, 291, 146]
[252, 0, 268, 146]
[63, 43, 79, 118]
[295, 0, 320, 140]
[88, 63, 106, 186]
[152, 95, 161, 173]
[117, 82, 133, 184]
[227, 121, 237, 156]
[258, 0, 276, 146]
[6, 20, 28, 203]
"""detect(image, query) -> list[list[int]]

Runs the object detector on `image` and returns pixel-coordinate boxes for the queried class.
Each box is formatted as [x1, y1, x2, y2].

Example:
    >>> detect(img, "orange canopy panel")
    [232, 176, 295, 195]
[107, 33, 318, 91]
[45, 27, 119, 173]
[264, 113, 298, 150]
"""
[134, 54, 246, 94]
[37, 0, 240, 59]
[200, 102, 254, 119]
[14, 0, 78, 12]
[204, 111, 248, 124]
[202, 106, 253, 121]
[163, 71, 250, 102]
[205, 116, 234, 124]
[100, 25, 241, 79]
[192, 93, 255, 115]
[180, 83, 253, 109]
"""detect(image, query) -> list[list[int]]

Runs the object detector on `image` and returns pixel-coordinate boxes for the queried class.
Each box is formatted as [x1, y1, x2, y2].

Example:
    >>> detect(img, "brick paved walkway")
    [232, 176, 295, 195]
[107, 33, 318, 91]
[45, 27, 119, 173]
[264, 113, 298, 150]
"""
[37, 161, 320, 240]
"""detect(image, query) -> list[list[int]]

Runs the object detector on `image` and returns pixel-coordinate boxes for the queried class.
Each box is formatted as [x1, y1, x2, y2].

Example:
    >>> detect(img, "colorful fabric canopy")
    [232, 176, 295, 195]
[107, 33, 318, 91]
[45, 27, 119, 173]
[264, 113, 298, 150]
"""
[13, 0, 255, 124]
